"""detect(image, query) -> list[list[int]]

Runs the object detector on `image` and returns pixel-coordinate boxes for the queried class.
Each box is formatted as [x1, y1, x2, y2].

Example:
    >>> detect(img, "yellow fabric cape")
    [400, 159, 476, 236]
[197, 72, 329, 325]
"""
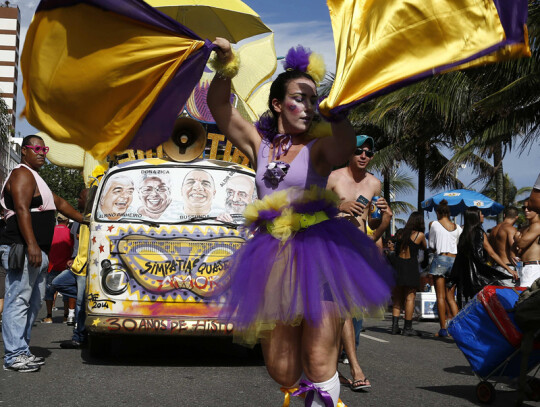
[21, 1, 210, 160]
[319, 0, 531, 116]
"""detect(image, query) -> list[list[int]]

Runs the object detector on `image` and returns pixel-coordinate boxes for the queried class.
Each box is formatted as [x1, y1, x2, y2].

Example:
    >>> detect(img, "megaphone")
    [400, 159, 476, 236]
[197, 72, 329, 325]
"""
[163, 117, 207, 162]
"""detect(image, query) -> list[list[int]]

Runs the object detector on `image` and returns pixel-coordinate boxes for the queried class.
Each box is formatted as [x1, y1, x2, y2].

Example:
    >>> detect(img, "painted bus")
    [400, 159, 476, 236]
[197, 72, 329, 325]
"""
[84, 123, 255, 355]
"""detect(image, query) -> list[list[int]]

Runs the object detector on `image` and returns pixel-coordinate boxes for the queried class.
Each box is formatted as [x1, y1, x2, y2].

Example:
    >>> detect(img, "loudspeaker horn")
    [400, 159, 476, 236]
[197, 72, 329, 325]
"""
[163, 117, 207, 162]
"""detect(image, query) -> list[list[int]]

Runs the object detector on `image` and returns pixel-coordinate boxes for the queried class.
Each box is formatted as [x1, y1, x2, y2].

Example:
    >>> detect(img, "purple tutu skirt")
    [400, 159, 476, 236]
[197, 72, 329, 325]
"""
[220, 189, 395, 344]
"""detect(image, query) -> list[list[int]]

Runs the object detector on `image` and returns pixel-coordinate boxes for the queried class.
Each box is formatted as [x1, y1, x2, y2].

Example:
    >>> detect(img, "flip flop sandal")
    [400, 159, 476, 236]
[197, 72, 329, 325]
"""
[338, 371, 352, 388]
[351, 378, 372, 391]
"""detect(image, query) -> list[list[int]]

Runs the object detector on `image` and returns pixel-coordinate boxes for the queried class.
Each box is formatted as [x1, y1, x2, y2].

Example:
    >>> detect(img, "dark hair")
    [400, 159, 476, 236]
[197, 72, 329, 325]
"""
[435, 199, 451, 218]
[504, 206, 518, 218]
[22, 134, 43, 147]
[397, 211, 425, 255]
[457, 206, 482, 252]
[257, 70, 316, 143]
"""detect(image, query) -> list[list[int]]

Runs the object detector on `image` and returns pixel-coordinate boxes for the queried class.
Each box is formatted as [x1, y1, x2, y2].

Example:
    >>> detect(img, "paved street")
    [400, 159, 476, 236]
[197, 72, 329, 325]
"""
[1, 306, 539, 407]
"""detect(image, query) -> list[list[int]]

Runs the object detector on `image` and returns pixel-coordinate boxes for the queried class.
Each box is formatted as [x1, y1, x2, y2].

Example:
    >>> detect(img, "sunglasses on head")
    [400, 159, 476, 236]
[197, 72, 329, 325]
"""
[355, 148, 374, 158]
[522, 205, 530, 211]
[25, 145, 49, 155]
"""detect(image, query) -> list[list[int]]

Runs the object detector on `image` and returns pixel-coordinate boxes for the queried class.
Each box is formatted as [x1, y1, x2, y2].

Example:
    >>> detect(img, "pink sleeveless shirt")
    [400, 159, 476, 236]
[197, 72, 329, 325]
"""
[1, 163, 56, 218]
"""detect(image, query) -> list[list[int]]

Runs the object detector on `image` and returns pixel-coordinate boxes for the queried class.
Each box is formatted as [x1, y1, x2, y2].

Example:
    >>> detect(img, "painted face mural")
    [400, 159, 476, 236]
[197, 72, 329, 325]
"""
[181, 170, 216, 216]
[224, 174, 254, 214]
[96, 165, 256, 223]
[99, 175, 135, 220]
[138, 176, 172, 219]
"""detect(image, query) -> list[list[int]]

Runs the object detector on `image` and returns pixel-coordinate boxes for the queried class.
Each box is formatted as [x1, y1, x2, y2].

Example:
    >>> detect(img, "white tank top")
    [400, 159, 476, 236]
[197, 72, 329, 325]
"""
[428, 220, 462, 255]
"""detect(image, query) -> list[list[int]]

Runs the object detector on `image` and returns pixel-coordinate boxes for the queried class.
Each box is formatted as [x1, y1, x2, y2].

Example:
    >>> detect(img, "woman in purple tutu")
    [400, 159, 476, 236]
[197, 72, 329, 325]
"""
[208, 37, 394, 407]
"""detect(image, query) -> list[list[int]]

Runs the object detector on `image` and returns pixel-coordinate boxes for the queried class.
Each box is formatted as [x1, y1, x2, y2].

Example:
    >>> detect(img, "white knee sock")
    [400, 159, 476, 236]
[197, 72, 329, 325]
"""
[310, 371, 340, 407]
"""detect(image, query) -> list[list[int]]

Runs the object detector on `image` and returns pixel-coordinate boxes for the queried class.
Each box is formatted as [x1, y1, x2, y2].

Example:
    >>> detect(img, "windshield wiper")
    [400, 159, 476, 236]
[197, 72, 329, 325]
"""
[175, 216, 239, 229]
[123, 218, 160, 228]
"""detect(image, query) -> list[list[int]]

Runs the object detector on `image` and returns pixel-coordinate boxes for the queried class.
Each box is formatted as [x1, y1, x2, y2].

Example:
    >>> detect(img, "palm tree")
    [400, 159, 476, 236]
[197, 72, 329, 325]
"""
[319, 1, 539, 217]
[444, 1, 540, 222]
[349, 74, 470, 211]
[482, 173, 533, 207]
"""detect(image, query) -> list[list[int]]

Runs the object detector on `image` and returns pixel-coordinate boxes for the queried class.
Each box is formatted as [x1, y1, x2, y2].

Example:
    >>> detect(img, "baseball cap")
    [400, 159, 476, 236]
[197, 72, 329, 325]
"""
[56, 213, 68, 221]
[356, 135, 374, 149]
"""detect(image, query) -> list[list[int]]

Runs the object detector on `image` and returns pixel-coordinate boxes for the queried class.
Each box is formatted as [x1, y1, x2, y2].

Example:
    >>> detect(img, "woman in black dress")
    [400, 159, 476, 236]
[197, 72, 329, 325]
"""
[448, 207, 517, 308]
[390, 212, 427, 336]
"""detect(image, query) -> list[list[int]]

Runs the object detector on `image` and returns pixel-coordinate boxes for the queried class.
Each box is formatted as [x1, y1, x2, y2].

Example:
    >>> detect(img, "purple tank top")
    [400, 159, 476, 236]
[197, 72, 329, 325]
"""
[256, 138, 327, 198]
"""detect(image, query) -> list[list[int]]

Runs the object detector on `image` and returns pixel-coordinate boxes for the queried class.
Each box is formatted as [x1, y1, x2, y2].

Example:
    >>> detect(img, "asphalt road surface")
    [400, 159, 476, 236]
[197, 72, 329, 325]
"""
[1, 306, 539, 407]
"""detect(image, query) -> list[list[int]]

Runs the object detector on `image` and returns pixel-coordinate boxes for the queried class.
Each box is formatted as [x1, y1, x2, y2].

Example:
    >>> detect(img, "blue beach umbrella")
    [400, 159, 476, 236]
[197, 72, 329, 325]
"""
[421, 189, 504, 217]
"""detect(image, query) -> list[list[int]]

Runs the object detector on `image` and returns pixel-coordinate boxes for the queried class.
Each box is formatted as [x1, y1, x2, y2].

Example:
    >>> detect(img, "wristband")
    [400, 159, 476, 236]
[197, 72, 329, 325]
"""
[209, 49, 240, 79]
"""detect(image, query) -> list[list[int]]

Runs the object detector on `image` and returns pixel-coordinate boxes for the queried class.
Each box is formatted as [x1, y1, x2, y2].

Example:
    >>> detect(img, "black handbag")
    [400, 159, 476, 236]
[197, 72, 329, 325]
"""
[8, 243, 26, 270]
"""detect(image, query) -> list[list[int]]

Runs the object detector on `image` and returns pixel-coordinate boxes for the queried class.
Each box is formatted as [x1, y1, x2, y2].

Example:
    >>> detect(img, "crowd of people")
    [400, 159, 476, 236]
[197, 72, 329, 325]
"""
[0, 44, 539, 407]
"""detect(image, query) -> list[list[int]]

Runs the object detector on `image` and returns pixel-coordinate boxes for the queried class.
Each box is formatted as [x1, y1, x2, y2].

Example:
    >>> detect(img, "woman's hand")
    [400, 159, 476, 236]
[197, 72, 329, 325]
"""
[212, 37, 233, 64]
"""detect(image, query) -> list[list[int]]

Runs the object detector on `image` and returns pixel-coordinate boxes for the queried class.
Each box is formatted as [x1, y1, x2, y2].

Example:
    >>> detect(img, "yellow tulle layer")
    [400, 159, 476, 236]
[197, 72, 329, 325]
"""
[243, 186, 340, 241]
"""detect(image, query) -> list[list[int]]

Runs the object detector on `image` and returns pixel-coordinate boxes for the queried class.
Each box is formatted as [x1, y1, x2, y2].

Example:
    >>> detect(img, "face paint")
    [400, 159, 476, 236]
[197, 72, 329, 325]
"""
[277, 78, 318, 135]
[287, 104, 298, 112]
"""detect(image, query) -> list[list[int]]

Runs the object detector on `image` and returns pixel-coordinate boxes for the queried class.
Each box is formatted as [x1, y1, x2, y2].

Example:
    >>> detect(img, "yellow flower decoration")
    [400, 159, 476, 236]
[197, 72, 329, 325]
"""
[262, 190, 289, 211]
[268, 208, 302, 241]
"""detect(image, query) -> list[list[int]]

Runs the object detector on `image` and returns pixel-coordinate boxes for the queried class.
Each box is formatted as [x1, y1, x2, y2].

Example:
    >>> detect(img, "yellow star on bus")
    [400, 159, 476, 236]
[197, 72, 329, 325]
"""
[92, 318, 101, 327]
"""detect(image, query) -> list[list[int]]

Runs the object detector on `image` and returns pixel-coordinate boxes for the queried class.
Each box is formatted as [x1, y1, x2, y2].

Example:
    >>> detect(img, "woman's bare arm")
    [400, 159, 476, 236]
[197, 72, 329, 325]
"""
[313, 119, 356, 168]
[207, 38, 261, 166]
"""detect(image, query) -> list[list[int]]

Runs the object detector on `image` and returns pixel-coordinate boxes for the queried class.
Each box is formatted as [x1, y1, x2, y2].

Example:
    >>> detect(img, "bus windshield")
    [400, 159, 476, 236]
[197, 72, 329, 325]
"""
[95, 164, 256, 224]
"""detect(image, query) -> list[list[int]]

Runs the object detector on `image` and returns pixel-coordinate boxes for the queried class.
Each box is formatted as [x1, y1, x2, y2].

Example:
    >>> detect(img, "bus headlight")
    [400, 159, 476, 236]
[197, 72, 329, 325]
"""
[100, 260, 129, 296]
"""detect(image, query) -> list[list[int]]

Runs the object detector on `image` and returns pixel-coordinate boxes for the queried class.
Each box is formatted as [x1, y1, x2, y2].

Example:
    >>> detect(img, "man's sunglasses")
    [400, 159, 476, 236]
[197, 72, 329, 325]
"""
[25, 145, 49, 155]
[355, 148, 374, 158]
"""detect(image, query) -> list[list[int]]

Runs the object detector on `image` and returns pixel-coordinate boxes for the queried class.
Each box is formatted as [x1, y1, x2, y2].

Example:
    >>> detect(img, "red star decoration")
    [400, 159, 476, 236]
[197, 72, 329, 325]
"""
[92, 236, 96, 244]
[107, 225, 114, 232]
[99, 244, 105, 253]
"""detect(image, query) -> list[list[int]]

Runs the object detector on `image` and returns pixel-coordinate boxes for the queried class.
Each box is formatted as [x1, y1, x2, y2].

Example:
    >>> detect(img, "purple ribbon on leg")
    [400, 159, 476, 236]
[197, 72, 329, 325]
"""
[291, 380, 334, 407]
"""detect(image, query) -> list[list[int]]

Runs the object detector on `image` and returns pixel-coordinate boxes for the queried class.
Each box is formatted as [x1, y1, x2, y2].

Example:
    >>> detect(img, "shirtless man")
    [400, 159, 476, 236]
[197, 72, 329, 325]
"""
[529, 173, 540, 213]
[514, 200, 540, 287]
[489, 206, 519, 285]
[327, 135, 388, 235]
[327, 135, 392, 391]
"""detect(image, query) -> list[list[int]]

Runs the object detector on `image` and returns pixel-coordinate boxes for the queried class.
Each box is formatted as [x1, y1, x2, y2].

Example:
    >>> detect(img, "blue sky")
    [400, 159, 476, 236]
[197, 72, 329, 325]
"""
[11, 0, 539, 227]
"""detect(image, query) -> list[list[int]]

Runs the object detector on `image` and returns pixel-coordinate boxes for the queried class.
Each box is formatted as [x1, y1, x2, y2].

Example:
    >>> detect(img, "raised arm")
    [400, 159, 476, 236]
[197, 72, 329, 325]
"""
[313, 119, 356, 168]
[207, 38, 261, 166]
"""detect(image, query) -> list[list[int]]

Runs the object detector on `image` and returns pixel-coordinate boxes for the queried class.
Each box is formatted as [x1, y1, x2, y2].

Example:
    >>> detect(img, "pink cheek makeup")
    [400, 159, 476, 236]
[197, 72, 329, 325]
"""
[287, 104, 298, 112]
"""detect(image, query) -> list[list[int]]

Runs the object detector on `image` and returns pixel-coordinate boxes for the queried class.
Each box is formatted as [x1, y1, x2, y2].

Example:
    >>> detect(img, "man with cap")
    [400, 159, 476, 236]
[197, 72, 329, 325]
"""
[327, 135, 390, 237]
[327, 135, 392, 391]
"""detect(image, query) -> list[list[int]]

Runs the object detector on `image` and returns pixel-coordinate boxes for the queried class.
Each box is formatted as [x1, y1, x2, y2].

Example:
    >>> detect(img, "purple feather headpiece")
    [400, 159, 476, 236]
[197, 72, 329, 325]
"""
[283, 45, 311, 72]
